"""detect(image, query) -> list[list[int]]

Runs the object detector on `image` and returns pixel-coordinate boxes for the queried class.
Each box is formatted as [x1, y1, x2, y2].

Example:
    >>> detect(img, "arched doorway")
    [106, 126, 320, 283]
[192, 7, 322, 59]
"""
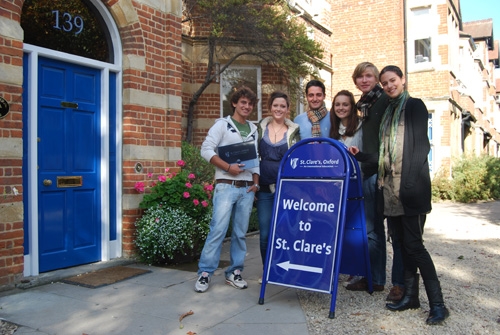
[21, 0, 123, 275]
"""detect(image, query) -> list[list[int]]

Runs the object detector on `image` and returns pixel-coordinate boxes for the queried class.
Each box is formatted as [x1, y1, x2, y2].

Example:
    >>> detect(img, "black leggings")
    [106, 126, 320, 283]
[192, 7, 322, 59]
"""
[388, 214, 439, 282]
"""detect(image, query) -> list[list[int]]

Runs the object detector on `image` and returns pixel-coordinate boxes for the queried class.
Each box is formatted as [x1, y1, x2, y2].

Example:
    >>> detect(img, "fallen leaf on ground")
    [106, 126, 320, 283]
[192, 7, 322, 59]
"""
[186, 331, 197, 335]
[179, 310, 194, 322]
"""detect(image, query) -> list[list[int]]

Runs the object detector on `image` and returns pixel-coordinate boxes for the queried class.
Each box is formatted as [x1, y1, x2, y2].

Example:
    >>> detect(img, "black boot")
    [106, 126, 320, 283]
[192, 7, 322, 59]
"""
[424, 280, 450, 325]
[386, 273, 421, 311]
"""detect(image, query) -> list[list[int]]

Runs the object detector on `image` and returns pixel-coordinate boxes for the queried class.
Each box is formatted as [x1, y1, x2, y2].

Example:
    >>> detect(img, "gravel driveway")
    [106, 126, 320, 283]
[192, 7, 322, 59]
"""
[298, 201, 500, 335]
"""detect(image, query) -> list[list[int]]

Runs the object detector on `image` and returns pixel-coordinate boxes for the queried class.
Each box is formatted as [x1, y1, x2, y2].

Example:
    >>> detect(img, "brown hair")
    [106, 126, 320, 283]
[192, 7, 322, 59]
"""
[329, 90, 360, 139]
[230, 86, 258, 112]
[267, 91, 290, 111]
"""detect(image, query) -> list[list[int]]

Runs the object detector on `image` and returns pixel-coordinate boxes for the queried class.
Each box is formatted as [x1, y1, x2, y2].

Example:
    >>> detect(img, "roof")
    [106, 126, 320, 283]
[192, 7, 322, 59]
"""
[463, 19, 493, 39]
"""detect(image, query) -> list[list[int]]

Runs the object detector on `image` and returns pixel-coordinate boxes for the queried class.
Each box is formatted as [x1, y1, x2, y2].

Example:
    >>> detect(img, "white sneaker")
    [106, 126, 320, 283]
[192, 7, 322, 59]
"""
[194, 272, 210, 293]
[225, 270, 248, 289]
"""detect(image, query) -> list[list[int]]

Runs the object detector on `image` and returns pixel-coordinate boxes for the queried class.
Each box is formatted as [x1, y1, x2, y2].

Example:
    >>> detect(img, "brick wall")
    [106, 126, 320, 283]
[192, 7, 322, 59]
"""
[329, 0, 404, 96]
[0, 0, 185, 287]
[0, 0, 25, 288]
[114, 1, 184, 256]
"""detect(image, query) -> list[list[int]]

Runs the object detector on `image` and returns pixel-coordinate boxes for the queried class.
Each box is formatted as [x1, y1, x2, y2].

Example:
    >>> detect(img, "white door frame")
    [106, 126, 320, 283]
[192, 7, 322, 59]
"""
[23, 0, 123, 276]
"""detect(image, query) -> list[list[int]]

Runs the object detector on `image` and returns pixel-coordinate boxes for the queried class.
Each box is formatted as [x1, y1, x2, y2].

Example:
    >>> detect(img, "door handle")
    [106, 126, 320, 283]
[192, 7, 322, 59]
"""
[43, 179, 52, 186]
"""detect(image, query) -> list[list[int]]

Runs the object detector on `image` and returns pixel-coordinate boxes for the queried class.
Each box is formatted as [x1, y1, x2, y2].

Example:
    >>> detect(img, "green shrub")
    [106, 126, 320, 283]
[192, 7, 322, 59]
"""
[137, 161, 213, 221]
[181, 141, 215, 185]
[431, 167, 453, 202]
[451, 155, 488, 202]
[134, 205, 210, 265]
[432, 155, 500, 203]
[134, 157, 214, 264]
[484, 156, 500, 199]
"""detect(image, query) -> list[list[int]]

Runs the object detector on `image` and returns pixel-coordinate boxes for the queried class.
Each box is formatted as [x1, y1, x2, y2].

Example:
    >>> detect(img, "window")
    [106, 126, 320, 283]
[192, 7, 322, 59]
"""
[21, 0, 111, 62]
[220, 66, 262, 122]
[409, 7, 433, 68]
[415, 38, 431, 63]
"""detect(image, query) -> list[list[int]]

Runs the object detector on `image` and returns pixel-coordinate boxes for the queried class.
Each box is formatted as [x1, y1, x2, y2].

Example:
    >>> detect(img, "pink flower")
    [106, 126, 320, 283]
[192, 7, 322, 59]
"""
[201, 200, 208, 207]
[147, 172, 153, 178]
[185, 182, 192, 188]
[135, 182, 145, 193]
[158, 175, 166, 182]
[155, 218, 160, 223]
[183, 192, 190, 198]
[177, 160, 185, 167]
[188, 173, 195, 179]
[151, 181, 157, 187]
[193, 199, 200, 206]
[165, 167, 170, 173]
[204, 184, 214, 192]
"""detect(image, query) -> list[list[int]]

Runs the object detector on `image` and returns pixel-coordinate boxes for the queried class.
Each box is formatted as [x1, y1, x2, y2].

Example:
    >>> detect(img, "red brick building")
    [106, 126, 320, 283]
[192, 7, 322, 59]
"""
[0, 0, 498, 289]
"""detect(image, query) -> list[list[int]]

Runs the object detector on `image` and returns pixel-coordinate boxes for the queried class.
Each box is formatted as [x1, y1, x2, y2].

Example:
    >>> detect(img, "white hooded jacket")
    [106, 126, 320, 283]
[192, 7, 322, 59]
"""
[201, 116, 260, 180]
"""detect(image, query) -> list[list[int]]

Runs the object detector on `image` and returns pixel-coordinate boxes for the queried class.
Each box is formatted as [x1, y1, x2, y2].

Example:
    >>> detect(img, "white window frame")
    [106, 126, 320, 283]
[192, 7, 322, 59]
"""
[219, 65, 262, 122]
[408, 5, 435, 71]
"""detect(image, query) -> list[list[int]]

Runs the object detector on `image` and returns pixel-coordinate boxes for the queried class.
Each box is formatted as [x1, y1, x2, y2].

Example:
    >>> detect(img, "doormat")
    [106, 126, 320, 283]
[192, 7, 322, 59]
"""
[60, 266, 151, 289]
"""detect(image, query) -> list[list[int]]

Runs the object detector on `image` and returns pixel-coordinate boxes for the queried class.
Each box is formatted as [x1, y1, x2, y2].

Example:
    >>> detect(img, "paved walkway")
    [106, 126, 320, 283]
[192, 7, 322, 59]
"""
[0, 233, 308, 335]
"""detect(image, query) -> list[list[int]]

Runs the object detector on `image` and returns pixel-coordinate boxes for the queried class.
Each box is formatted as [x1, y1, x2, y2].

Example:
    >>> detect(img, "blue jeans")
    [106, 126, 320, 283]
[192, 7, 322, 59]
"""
[363, 173, 387, 286]
[197, 183, 255, 277]
[256, 190, 275, 268]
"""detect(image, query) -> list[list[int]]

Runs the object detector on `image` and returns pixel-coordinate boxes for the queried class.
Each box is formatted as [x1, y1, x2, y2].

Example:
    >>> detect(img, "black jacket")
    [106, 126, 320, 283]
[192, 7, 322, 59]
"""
[400, 97, 432, 216]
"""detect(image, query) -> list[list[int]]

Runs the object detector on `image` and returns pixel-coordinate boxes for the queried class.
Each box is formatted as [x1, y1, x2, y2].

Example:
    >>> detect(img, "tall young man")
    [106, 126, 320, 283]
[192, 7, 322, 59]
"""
[195, 86, 260, 293]
[347, 62, 392, 293]
[294, 79, 331, 138]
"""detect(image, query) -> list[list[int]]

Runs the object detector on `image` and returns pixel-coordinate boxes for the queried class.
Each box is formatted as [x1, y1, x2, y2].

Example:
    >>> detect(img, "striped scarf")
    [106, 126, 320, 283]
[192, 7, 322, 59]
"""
[377, 90, 409, 188]
[356, 84, 384, 120]
[307, 104, 328, 137]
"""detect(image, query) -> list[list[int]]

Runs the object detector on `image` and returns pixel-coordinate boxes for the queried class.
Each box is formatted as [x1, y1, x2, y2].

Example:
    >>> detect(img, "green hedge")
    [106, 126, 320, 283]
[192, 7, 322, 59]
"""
[432, 155, 500, 203]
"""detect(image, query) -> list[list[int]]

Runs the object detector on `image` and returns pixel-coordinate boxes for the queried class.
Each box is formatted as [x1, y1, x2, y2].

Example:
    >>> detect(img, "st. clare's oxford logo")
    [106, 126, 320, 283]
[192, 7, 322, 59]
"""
[290, 158, 299, 169]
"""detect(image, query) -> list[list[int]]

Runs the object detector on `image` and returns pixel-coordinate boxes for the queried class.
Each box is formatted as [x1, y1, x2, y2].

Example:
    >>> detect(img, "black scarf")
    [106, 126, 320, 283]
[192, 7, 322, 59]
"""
[356, 84, 384, 120]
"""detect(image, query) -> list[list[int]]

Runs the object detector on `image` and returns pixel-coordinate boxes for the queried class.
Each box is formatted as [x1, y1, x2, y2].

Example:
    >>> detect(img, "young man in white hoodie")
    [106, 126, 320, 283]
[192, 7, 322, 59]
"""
[195, 86, 260, 293]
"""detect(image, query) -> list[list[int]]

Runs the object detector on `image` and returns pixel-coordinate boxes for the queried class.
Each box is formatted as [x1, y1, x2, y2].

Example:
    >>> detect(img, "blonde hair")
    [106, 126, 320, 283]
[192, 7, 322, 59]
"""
[352, 62, 380, 84]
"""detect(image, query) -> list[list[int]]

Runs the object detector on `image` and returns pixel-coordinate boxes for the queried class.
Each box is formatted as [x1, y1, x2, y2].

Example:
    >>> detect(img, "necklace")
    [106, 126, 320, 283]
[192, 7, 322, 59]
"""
[270, 122, 286, 142]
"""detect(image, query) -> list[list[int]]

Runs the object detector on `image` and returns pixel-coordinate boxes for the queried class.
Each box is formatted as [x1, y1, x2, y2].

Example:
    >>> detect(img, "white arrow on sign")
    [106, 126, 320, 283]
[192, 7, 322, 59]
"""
[277, 261, 323, 274]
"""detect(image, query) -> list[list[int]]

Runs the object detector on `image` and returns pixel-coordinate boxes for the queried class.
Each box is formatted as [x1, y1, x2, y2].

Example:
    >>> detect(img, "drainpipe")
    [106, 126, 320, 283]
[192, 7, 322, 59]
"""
[403, 0, 408, 85]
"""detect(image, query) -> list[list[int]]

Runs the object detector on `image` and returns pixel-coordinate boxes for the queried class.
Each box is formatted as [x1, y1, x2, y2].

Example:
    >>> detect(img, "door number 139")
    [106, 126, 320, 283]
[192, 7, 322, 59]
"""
[52, 10, 84, 35]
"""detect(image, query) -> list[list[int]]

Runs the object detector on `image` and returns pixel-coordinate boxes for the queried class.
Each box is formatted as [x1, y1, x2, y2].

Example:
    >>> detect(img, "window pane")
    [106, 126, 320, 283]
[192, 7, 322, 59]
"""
[21, 0, 111, 62]
[220, 67, 261, 122]
[415, 38, 431, 62]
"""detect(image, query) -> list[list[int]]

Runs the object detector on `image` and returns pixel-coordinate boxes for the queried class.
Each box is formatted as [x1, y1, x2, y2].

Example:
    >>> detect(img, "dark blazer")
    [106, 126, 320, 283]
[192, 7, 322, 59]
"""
[400, 97, 432, 216]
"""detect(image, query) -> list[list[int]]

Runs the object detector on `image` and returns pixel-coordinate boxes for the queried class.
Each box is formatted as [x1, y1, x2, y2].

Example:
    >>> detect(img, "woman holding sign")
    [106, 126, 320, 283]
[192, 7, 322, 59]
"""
[378, 65, 449, 325]
[256, 91, 300, 281]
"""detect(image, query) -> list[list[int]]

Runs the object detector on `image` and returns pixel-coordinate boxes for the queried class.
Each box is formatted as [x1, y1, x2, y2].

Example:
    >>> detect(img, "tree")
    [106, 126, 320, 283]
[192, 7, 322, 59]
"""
[183, 0, 325, 142]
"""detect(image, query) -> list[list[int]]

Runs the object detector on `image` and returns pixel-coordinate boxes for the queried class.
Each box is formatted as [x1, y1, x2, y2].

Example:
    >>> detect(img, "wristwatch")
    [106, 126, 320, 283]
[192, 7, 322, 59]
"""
[253, 184, 260, 191]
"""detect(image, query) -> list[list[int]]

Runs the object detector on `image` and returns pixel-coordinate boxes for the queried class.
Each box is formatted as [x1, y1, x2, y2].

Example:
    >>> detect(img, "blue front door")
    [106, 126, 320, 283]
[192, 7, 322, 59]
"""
[38, 57, 101, 272]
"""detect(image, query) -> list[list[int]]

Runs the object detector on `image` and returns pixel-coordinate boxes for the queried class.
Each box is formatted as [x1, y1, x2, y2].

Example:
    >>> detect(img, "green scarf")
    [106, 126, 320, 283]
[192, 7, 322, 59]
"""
[377, 90, 409, 188]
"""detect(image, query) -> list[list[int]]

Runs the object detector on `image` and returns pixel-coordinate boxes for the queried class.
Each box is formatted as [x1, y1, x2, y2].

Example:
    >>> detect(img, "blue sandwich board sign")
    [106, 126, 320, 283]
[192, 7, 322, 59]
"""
[258, 138, 372, 318]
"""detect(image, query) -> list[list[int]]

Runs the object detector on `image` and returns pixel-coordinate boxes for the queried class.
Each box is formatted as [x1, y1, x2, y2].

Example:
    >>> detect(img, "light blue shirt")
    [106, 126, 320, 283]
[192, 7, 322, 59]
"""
[294, 112, 331, 139]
